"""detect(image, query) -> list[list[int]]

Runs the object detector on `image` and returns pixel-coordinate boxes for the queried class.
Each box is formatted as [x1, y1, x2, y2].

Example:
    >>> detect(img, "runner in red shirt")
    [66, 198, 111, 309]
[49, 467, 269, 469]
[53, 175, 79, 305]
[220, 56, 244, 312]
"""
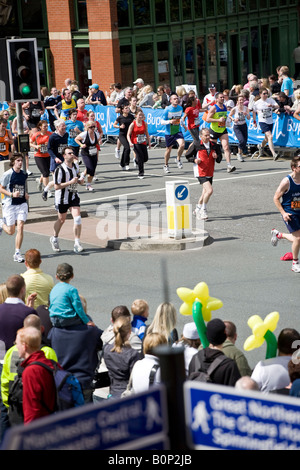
[127, 110, 151, 179]
[181, 94, 204, 159]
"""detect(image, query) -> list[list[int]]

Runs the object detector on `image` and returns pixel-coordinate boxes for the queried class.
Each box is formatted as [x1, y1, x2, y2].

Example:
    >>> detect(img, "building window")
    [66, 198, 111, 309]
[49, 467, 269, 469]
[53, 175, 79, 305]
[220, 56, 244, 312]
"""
[76, 47, 90, 96]
[120, 45, 133, 85]
[117, 0, 130, 27]
[205, 0, 215, 16]
[170, 0, 180, 22]
[208, 34, 217, 84]
[21, 0, 43, 29]
[196, 36, 206, 94]
[217, 0, 226, 15]
[157, 42, 170, 84]
[76, 0, 88, 29]
[183, 0, 192, 20]
[185, 38, 194, 83]
[219, 32, 228, 89]
[136, 43, 154, 87]
[195, 0, 203, 18]
[173, 39, 183, 85]
[155, 0, 166, 23]
[133, 0, 150, 26]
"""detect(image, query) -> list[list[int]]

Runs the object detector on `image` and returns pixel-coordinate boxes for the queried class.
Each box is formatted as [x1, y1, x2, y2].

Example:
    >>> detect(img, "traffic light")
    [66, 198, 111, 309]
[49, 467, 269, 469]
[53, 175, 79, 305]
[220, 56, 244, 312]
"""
[6, 38, 41, 102]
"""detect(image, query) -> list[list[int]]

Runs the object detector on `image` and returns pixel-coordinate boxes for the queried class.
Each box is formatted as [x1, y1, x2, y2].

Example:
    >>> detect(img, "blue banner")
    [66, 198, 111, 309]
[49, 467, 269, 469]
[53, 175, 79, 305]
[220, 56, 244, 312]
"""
[88, 105, 300, 148]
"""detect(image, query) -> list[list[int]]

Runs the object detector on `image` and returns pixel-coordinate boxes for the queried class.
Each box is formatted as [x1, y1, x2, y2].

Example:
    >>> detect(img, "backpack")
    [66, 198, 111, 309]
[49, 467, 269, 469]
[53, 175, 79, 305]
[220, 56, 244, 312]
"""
[8, 360, 85, 425]
[189, 353, 227, 383]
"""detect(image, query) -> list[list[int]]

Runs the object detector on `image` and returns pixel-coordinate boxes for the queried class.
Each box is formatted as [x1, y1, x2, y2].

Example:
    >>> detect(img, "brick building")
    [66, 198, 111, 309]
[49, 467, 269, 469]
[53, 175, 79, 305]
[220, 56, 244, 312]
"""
[0, 0, 299, 99]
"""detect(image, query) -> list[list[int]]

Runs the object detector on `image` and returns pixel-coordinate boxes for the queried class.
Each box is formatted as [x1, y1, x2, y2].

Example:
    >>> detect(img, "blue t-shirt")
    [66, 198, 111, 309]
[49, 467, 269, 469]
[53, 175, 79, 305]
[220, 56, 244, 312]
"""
[161, 104, 183, 135]
[282, 174, 300, 216]
[65, 120, 84, 147]
[281, 77, 294, 98]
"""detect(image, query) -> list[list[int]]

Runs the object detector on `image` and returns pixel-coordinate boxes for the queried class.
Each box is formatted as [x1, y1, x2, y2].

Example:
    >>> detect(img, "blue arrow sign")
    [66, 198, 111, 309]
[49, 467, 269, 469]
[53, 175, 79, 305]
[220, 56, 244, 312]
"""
[175, 185, 188, 201]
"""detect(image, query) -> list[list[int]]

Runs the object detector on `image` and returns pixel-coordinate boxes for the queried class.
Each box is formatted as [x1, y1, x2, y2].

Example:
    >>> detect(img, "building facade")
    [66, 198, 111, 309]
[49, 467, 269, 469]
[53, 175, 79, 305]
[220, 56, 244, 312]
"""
[0, 0, 299, 98]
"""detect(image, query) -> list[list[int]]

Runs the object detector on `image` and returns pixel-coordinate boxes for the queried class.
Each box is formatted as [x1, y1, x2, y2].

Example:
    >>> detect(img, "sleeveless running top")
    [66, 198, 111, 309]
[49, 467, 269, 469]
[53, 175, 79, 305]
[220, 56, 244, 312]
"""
[131, 120, 147, 145]
[210, 104, 228, 133]
[282, 174, 300, 215]
[0, 130, 9, 157]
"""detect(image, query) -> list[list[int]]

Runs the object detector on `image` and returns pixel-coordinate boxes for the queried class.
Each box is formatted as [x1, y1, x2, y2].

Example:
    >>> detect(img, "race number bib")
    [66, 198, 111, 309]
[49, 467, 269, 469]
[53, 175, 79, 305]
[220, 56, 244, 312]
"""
[89, 146, 97, 156]
[68, 183, 78, 193]
[40, 144, 48, 153]
[137, 134, 146, 144]
[13, 184, 25, 198]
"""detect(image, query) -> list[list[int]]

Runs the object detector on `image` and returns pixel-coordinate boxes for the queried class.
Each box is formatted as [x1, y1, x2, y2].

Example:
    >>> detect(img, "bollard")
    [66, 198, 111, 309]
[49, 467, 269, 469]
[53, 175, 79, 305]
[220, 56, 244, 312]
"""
[154, 344, 189, 450]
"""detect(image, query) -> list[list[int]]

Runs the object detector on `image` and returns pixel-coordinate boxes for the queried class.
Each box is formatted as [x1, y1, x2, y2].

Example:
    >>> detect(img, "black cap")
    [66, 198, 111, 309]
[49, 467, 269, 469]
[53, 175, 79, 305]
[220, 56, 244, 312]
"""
[206, 318, 227, 346]
[209, 84, 216, 89]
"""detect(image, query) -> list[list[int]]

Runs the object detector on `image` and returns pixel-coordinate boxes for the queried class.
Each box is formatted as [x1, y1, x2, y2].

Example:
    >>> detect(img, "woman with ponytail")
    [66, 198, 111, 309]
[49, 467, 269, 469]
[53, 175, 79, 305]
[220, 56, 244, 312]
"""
[103, 316, 140, 398]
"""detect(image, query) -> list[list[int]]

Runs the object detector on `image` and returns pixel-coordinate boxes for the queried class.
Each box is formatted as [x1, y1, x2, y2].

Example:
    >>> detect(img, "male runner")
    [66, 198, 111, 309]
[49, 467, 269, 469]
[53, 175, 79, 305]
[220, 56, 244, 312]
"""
[161, 94, 185, 173]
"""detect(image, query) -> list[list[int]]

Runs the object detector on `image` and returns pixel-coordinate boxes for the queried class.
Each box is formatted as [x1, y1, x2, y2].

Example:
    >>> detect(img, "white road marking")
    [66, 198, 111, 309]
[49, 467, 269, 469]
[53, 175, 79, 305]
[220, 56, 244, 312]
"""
[79, 169, 289, 206]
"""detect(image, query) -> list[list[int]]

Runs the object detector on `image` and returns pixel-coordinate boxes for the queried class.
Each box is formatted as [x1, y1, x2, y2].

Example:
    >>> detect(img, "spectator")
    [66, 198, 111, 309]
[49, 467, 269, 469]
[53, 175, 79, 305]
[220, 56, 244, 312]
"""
[131, 299, 149, 340]
[235, 376, 260, 391]
[223, 321, 252, 377]
[131, 333, 167, 393]
[279, 66, 294, 99]
[138, 85, 155, 107]
[202, 84, 217, 110]
[223, 89, 235, 110]
[85, 84, 107, 106]
[268, 74, 281, 95]
[13, 327, 57, 424]
[146, 302, 178, 345]
[274, 91, 293, 114]
[161, 84, 175, 109]
[269, 357, 300, 395]
[0, 275, 36, 352]
[188, 318, 241, 386]
[133, 78, 146, 104]
[176, 85, 188, 108]
[21, 249, 54, 309]
[48, 296, 103, 404]
[106, 83, 117, 105]
[172, 322, 201, 376]
[103, 316, 140, 399]
[251, 328, 300, 392]
[49, 263, 95, 328]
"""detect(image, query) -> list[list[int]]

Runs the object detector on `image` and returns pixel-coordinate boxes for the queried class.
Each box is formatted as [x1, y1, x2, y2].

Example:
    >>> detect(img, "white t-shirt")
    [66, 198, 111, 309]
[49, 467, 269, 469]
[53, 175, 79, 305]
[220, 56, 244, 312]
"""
[131, 354, 161, 393]
[253, 98, 277, 124]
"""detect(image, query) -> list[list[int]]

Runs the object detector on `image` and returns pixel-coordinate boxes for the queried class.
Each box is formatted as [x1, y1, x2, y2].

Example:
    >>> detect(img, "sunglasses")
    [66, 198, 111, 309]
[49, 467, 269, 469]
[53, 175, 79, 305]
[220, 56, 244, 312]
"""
[89, 126, 96, 129]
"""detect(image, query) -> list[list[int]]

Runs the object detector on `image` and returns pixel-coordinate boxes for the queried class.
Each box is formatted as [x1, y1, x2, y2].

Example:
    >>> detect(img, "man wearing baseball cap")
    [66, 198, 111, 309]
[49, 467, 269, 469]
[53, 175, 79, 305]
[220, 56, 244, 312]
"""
[188, 318, 241, 386]
[86, 83, 107, 106]
[133, 78, 146, 105]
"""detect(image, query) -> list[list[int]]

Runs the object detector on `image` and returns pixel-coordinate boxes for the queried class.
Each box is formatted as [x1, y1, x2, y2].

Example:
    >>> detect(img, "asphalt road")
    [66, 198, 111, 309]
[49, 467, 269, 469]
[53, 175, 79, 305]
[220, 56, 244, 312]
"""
[0, 142, 298, 370]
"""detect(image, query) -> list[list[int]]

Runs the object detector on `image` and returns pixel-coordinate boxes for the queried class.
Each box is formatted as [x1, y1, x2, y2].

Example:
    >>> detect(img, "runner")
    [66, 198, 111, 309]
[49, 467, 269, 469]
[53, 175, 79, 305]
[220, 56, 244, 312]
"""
[30, 120, 52, 193]
[181, 95, 204, 160]
[161, 94, 185, 173]
[271, 155, 300, 273]
[228, 94, 251, 162]
[206, 92, 236, 173]
[0, 153, 29, 262]
[127, 109, 151, 179]
[75, 121, 101, 192]
[113, 104, 134, 171]
[252, 87, 279, 160]
[0, 117, 13, 161]
[187, 127, 221, 220]
[50, 147, 85, 254]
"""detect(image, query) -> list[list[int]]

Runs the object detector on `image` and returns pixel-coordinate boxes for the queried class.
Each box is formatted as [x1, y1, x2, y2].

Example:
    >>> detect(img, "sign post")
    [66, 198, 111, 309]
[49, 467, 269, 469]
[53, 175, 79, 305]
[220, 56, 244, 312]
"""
[165, 180, 192, 239]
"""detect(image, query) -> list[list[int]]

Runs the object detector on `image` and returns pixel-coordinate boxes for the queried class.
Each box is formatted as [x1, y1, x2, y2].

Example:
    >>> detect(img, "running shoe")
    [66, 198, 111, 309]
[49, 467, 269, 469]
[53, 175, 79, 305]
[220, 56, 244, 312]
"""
[163, 165, 170, 174]
[42, 190, 48, 201]
[227, 165, 236, 173]
[273, 153, 279, 161]
[27, 170, 33, 176]
[50, 236, 61, 252]
[115, 148, 120, 159]
[74, 243, 84, 253]
[271, 229, 280, 247]
[177, 160, 183, 169]
[258, 144, 265, 157]
[193, 206, 201, 217]
[125, 165, 130, 171]
[36, 178, 43, 192]
[237, 154, 245, 162]
[86, 185, 94, 192]
[292, 263, 300, 273]
[138, 175, 144, 179]
[13, 252, 24, 263]
[199, 209, 208, 220]
[47, 191, 53, 198]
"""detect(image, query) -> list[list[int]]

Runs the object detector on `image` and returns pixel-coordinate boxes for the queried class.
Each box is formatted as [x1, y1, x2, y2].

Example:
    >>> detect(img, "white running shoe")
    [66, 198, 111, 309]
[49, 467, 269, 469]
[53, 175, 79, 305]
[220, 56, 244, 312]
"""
[74, 243, 84, 253]
[115, 148, 120, 159]
[47, 190, 53, 198]
[125, 165, 130, 171]
[36, 178, 43, 192]
[177, 160, 183, 169]
[50, 236, 61, 252]
[163, 165, 170, 174]
[273, 153, 279, 161]
[86, 185, 94, 192]
[193, 206, 201, 217]
[227, 165, 236, 173]
[237, 154, 245, 162]
[199, 208, 208, 220]
[271, 229, 280, 247]
[13, 252, 24, 263]
[292, 263, 300, 273]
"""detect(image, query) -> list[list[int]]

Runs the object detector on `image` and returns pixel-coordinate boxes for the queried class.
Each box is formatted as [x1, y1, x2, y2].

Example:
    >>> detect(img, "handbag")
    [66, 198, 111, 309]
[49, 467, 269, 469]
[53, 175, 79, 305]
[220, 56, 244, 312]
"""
[92, 371, 111, 389]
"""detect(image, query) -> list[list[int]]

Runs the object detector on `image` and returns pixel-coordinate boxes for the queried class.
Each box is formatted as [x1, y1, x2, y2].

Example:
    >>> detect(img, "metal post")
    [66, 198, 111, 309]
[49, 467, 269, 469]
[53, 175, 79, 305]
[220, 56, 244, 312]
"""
[16, 102, 29, 208]
[154, 345, 189, 450]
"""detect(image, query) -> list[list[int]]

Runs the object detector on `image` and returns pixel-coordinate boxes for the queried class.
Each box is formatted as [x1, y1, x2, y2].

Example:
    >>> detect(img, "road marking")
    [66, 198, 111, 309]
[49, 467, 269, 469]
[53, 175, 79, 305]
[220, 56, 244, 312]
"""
[79, 169, 289, 206]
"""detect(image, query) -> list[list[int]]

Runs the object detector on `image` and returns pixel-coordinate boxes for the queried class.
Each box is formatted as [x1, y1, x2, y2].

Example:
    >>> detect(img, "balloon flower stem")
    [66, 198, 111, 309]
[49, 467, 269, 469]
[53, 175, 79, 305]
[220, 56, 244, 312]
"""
[264, 329, 278, 359]
[192, 300, 209, 349]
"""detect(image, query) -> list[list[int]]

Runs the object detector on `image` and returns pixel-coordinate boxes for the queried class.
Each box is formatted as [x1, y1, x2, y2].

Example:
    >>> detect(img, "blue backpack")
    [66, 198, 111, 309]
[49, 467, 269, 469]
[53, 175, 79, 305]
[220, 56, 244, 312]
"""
[31, 360, 85, 411]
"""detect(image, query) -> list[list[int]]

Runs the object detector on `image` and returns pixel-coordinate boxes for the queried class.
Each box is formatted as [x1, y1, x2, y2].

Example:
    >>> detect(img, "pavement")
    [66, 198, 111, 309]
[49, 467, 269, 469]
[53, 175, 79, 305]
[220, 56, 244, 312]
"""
[1, 143, 298, 370]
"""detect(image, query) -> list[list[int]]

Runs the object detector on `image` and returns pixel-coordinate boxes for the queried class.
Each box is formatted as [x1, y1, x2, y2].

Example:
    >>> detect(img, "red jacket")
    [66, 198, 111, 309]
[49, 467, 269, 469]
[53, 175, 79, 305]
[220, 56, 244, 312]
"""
[21, 350, 57, 424]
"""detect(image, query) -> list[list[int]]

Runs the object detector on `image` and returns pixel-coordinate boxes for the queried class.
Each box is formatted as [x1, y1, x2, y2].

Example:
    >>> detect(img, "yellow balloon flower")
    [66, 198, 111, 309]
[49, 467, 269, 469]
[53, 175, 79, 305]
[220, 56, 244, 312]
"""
[244, 311, 280, 352]
[176, 281, 223, 321]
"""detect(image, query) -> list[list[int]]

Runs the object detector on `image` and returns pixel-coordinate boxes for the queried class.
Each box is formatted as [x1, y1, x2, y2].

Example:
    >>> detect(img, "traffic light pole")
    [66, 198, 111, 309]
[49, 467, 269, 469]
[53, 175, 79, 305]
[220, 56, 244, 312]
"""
[16, 102, 29, 208]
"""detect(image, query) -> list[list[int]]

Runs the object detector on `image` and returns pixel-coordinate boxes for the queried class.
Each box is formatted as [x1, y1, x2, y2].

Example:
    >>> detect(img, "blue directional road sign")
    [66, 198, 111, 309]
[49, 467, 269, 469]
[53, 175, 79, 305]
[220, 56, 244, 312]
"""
[1, 386, 169, 450]
[184, 381, 300, 450]
[175, 184, 188, 201]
